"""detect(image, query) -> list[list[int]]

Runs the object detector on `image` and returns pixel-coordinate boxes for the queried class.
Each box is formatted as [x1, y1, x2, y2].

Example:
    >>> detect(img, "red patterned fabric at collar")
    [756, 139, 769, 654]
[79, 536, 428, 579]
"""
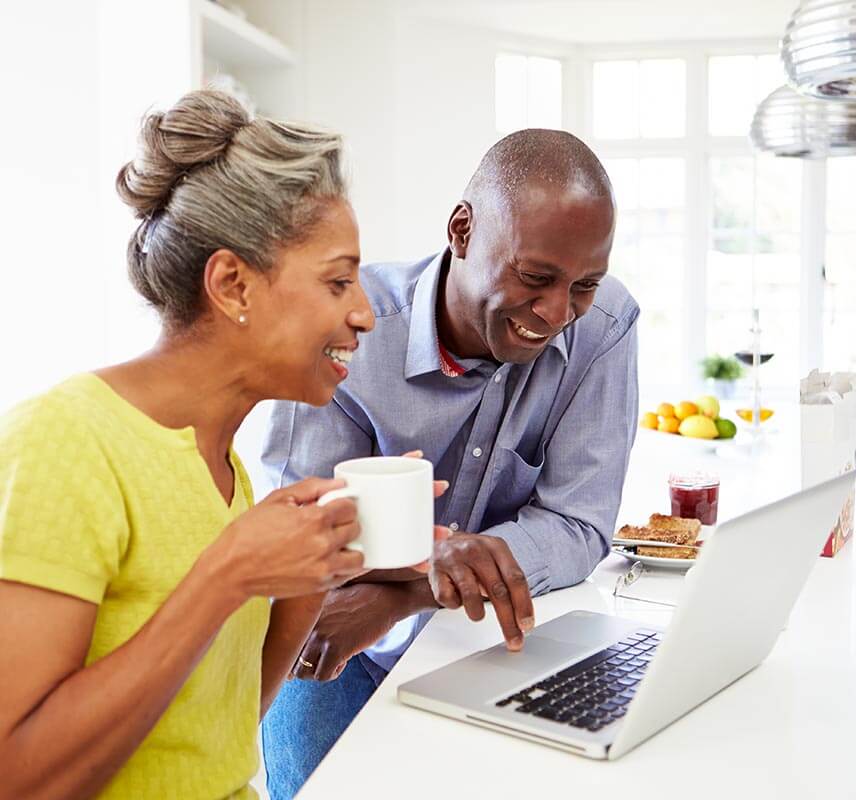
[438, 339, 466, 377]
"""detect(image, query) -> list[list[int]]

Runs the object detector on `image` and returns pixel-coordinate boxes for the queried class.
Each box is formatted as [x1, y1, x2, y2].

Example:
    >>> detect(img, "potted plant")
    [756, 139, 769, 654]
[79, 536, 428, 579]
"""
[701, 354, 744, 399]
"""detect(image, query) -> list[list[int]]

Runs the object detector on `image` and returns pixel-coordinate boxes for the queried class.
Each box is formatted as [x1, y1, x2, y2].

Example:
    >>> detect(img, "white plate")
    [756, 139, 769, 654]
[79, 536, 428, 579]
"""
[611, 545, 695, 570]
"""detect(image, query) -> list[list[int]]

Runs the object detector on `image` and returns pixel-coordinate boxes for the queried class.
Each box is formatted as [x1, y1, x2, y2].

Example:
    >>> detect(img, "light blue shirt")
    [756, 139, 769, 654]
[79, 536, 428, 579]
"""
[261, 250, 639, 673]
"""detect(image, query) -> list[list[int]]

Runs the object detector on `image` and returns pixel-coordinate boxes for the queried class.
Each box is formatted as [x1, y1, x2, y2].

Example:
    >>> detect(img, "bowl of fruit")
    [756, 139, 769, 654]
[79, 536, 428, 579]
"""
[640, 395, 738, 449]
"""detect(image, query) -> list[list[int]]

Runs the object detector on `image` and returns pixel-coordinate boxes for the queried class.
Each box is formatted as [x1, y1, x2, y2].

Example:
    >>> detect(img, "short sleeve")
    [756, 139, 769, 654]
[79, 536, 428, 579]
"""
[0, 395, 130, 604]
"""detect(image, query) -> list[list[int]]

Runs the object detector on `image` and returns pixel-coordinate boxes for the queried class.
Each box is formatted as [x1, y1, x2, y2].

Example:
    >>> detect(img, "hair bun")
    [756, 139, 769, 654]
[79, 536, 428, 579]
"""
[116, 90, 251, 218]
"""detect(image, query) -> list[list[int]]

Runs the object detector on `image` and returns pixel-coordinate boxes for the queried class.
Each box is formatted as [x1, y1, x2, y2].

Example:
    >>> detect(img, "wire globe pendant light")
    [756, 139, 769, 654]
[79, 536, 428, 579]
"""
[781, 0, 856, 99]
[751, 84, 856, 156]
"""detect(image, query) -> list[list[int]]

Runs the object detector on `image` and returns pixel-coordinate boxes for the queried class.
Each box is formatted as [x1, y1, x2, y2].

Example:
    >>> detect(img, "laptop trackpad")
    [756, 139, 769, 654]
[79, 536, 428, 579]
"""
[472, 635, 590, 675]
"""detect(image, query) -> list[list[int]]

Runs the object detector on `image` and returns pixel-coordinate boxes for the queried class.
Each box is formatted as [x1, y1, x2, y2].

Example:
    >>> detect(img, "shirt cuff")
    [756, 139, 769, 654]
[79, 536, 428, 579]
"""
[485, 521, 551, 597]
[0, 551, 106, 604]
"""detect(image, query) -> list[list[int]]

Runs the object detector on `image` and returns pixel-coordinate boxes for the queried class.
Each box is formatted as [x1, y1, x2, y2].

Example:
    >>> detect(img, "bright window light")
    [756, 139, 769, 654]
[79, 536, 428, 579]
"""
[593, 58, 686, 139]
[639, 59, 686, 137]
[603, 156, 686, 380]
[495, 53, 527, 134]
[708, 54, 786, 137]
[706, 155, 802, 386]
[527, 56, 562, 129]
[824, 156, 856, 371]
[495, 53, 562, 134]
[593, 61, 639, 139]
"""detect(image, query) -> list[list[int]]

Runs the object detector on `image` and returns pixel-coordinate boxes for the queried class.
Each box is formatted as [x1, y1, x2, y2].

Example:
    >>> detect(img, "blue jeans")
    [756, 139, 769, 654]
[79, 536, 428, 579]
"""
[262, 655, 383, 800]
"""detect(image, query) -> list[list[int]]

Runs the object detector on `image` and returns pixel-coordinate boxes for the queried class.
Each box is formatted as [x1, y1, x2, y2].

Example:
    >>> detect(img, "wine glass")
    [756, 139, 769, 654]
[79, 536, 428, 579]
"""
[734, 309, 774, 435]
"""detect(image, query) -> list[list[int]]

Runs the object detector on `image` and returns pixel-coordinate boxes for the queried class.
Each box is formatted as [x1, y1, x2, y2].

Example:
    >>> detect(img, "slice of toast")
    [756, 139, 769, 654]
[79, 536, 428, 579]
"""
[637, 545, 696, 559]
[648, 514, 702, 538]
[617, 524, 697, 546]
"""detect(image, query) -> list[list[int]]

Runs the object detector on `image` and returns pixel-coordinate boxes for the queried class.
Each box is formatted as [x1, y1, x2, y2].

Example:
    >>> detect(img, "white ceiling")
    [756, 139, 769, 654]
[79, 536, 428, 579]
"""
[403, 0, 796, 44]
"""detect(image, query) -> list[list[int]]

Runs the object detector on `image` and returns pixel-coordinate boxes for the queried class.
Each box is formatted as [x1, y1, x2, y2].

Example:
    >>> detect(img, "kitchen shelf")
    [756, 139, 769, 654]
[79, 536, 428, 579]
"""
[200, 1, 296, 68]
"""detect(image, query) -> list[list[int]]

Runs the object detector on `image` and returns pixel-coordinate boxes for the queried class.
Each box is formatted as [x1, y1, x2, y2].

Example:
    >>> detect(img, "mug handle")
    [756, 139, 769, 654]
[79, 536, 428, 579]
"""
[316, 487, 363, 553]
[316, 487, 359, 506]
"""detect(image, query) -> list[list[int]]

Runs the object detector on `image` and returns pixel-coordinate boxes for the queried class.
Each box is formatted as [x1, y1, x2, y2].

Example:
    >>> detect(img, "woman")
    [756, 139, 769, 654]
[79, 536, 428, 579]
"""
[0, 90, 380, 799]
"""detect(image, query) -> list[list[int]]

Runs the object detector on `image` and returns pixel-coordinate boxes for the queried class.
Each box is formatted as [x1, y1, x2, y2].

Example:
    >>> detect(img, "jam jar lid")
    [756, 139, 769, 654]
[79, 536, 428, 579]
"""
[668, 471, 720, 489]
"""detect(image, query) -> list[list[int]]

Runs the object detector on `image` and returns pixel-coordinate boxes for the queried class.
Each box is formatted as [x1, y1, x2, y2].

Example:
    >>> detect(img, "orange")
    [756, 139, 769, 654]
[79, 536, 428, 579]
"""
[674, 401, 699, 421]
[656, 402, 675, 419]
[640, 412, 659, 430]
[658, 416, 681, 434]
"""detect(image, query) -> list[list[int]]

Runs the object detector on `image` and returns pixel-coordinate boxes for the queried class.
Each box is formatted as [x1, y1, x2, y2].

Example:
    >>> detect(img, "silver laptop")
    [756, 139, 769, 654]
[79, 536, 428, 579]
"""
[398, 471, 854, 760]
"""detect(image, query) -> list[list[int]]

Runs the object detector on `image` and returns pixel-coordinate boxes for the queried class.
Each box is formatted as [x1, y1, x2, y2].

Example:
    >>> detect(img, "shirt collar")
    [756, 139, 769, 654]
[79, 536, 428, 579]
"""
[405, 251, 447, 379]
[404, 249, 568, 379]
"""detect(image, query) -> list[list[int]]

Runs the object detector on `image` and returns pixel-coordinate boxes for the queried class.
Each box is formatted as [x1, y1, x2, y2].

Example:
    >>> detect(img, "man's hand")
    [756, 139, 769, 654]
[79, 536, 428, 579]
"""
[291, 583, 409, 681]
[429, 534, 535, 651]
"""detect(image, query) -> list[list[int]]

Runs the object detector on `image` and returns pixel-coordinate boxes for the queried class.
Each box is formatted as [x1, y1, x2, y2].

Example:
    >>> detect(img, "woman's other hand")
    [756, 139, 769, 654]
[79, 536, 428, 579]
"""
[207, 478, 365, 603]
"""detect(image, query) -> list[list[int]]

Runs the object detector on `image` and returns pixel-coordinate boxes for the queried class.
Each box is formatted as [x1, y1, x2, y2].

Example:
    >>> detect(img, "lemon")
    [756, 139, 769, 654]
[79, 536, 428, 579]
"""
[678, 414, 719, 439]
[695, 395, 720, 419]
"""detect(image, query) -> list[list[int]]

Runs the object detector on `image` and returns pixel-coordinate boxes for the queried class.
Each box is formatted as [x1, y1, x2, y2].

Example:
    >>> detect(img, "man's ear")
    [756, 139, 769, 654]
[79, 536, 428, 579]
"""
[203, 249, 254, 326]
[447, 201, 473, 259]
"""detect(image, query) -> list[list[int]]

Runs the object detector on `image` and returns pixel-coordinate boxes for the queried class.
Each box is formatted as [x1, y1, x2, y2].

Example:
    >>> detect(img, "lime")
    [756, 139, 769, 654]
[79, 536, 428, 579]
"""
[715, 417, 737, 439]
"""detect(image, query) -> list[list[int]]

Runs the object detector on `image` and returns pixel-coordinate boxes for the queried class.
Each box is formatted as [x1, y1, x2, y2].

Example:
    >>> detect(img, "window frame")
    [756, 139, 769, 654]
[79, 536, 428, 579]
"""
[570, 39, 826, 391]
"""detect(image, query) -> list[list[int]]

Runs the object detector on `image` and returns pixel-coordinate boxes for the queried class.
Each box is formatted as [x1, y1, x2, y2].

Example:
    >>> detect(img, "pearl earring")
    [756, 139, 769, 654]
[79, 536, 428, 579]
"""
[238, 314, 248, 325]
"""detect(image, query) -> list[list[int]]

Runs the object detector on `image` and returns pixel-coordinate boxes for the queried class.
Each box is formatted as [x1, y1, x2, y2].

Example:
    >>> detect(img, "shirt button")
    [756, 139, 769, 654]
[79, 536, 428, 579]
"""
[472, 447, 483, 458]
[449, 522, 460, 531]
[494, 373, 502, 383]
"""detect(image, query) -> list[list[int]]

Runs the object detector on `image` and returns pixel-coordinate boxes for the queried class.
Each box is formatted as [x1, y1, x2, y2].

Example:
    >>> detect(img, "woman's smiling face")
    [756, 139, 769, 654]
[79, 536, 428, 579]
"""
[246, 199, 375, 405]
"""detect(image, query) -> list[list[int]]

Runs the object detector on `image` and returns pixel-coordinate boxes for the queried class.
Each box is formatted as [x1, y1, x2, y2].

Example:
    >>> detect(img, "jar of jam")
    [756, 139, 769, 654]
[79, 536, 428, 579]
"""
[668, 472, 720, 525]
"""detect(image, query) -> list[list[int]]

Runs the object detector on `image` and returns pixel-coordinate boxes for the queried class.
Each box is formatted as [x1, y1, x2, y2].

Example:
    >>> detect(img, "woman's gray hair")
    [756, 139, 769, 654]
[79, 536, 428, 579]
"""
[116, 89, 347, 328]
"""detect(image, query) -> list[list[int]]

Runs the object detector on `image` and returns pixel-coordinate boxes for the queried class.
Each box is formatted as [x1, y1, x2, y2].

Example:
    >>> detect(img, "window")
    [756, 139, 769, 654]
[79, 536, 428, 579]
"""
[824, 157, 856, 371]
[495, 53, 562, 134]
[587, 47, 808, 393]
[588, 57, 689, 388]
[707, 155, 802, 387]
[593, 59, 686, 139]
[708, 54, 783, 137]
[706, 54, 802, 388]
[605, 156, 685, 379]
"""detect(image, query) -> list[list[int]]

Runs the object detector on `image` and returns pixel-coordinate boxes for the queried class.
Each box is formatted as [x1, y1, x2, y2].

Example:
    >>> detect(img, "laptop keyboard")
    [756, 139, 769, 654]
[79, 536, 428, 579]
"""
[494, 628, 662, 732]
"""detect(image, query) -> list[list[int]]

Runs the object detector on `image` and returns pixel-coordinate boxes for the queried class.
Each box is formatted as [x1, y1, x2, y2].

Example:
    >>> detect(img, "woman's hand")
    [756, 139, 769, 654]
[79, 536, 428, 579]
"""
[210, 478, 365, 603]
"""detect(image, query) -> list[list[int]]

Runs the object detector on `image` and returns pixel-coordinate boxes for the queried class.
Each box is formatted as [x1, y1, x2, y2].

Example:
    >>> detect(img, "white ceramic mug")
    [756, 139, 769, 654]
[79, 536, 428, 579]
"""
[316, 456, 434, 569]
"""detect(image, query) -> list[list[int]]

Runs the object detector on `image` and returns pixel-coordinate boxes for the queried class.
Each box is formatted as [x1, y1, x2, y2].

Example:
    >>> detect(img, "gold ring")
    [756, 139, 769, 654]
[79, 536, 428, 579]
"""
[298, 656, 314, 670]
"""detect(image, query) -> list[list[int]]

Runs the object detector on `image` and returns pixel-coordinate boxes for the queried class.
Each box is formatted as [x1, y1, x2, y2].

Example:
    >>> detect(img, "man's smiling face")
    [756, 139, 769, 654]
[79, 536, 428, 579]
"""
[448, 179, 615, 365]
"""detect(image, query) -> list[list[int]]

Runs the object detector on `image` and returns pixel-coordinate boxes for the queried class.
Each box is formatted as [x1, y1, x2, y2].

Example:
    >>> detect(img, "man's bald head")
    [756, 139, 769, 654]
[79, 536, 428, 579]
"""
[463, 128, 613, 212]
[442, 128, 617, 365]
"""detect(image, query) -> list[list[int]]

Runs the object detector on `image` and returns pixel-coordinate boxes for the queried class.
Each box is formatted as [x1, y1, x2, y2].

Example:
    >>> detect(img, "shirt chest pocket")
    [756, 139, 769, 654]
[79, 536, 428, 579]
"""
[485, 443, 546, 528]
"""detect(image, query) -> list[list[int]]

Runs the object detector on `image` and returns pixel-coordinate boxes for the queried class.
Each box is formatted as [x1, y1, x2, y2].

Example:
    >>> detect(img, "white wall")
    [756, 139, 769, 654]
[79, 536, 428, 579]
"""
[281, 0, 579, 263]
[0, 4, 102, 407]
[97, 0, 198, 366]
[389, 14, 517, 261]
[0, 1, 199, 415]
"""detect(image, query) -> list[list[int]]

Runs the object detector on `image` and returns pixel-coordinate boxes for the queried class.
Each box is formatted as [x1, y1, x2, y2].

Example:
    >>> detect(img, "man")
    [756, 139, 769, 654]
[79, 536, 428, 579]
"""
[261, 129, 639, 799]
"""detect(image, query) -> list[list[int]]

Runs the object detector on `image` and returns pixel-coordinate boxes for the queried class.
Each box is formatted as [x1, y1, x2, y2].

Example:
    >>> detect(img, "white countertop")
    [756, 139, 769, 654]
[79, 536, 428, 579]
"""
[299, 550, 853, 800]
[296, 412, 856, 800]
